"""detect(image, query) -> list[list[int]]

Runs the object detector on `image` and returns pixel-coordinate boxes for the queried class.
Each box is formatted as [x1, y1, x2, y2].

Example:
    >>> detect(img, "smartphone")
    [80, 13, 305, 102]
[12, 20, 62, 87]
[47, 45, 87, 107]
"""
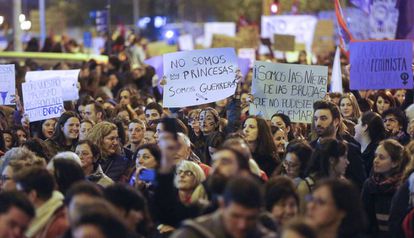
[139, 169, 156, 183]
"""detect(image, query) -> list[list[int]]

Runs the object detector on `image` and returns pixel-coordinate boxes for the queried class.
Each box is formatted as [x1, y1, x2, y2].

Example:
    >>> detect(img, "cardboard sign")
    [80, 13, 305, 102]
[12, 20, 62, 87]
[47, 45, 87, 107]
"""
[238, 25, 260, 49]
[0, 64, 15, 105]
[163, 48, 238, 107]
[250, 61, 328, 123]
[204, 22, 236, 48]
[22, 78, 64, 122]
[25, 69, 80, 101]
[273, 34, 296, 51]
[350, 40, 413, 90]
[261, 15, 318, 53]
[312, 20, 335, 55]
[211, 34, 243, 50]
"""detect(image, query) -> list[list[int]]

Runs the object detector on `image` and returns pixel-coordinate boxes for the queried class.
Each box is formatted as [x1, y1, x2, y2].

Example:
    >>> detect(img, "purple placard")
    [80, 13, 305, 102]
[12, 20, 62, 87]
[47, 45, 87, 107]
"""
[350, 40, 413, 90]
[237, 58, 251, 82]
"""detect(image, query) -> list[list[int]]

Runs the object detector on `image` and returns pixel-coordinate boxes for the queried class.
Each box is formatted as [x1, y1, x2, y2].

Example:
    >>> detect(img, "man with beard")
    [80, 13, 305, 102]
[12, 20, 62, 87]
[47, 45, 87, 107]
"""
[311, 100, 366, 188]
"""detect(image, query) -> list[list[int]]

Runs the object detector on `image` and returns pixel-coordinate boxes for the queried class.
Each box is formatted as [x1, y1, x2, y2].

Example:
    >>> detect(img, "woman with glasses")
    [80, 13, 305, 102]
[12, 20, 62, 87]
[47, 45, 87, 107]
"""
[86, 121, 133, 182]
[280, 140, 313, 187]
[297, 138, 349, 213]
[382, 108, 410, 145]
[306, 179, 366, 238]
[362, 139, 409, 238]
[174, 160, 206, 205]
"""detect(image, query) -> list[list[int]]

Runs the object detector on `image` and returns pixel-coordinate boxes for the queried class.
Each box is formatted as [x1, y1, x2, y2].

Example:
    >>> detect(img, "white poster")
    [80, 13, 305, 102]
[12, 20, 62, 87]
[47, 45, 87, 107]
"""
[261, 15, 318, 53]
[204, 22, 236, 48]
[178, 34, 194, 51]
[369, 0, 399, 39]
[25, 69, 80, 101]
[0, 64, 15, 105]
[250, 61, 328, 123]
[22, 78, 64, 122]
[163, 48, 238, 107]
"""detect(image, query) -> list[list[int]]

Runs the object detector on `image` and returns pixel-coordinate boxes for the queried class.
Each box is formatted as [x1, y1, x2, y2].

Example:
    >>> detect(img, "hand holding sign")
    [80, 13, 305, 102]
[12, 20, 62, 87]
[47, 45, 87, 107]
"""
[163, 48, 238, 107]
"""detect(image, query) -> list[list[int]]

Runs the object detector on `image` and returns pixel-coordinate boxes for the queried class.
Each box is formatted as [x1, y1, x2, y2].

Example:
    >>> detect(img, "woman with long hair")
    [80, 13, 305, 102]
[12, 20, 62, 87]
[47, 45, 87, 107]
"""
[354, 111, 386, 175]
[297, 138, 349, 213]
[243, 115, 280, 176]
[45, 111, 80, 157]
[362, 139, 409, 238]
[86, 121, 133, 183]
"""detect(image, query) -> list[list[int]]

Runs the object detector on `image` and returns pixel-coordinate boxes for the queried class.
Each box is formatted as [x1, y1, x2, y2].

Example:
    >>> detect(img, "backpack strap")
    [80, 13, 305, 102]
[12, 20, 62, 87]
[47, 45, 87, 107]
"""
[304, 176, 315, 192]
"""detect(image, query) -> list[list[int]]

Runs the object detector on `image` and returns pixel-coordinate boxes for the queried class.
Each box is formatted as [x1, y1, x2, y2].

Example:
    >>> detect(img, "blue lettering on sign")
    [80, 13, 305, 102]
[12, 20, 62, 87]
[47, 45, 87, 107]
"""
[43, 105, 63, 116]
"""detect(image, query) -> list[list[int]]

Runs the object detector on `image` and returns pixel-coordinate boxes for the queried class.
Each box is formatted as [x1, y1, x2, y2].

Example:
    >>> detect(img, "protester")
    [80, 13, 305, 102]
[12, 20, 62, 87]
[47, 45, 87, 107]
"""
[86, 121, 132, 182]
[362, 139, 409, 238]
[45, 111, 80, 157]
[171, 176, 277, 238]
[0, 191, 35, 238]
[75, 140, 114, 187]
[306, 179, 366, 238]
[14, 167, 69, 238]
[354, 111, 386, 175]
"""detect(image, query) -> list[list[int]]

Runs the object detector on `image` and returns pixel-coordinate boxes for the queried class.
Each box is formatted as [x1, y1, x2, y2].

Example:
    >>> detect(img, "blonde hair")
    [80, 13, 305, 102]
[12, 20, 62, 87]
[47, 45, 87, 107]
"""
[339, 93, 361, 120]
[86, 121, 120, 159]
[174, 160, 205, 188]
[1, 147, 46, 174]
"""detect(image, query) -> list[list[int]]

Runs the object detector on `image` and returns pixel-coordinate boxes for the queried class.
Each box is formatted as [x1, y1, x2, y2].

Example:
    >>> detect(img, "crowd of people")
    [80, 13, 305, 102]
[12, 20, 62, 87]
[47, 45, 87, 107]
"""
[1, 33, 414, 238]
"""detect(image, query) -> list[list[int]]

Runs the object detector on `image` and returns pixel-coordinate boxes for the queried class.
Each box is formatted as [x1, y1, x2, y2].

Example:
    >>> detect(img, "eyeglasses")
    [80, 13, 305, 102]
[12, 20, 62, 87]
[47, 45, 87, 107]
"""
[0, 175, 11, 182]
[305, 194, 329, 206]
[176, 170, 194, 177]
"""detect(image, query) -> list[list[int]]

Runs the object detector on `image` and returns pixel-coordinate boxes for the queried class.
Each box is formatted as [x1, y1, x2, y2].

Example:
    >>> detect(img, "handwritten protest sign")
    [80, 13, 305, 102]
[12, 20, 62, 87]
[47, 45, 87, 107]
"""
[273, 34, 296, 51]
[350, 40, 413, 90]
[163, 48, 238, 107]
[0, 64, 15, 105]
[250, 62, 328, 123]
[26, 69, 80, 101]
[22, 78, 64, 122]
[369, 0, 399, 39]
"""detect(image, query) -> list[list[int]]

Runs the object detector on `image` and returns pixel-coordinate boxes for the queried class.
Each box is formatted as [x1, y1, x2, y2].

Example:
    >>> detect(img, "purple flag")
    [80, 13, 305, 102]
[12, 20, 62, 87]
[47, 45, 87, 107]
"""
[351, 0, 372, 14]
[237, 58, 251, 82]
[396, 0, 414, 39]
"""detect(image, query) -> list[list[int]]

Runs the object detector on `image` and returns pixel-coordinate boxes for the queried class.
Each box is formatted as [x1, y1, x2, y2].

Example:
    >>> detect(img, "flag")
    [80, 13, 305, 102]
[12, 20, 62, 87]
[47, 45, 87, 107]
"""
[351, 0, 372, 14]
[330, 47, 343, 93]
[396, 0, 414, 39]
[334, 0, 354, 58]
[334, 0, 353, 55]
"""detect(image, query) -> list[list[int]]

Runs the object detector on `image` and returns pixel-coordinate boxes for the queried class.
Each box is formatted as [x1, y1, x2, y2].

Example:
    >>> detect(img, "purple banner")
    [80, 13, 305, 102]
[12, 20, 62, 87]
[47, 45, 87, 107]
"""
[237, 58, 251, 82]
[350, 40, 413, 90]
[144, 56, 163, 93]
